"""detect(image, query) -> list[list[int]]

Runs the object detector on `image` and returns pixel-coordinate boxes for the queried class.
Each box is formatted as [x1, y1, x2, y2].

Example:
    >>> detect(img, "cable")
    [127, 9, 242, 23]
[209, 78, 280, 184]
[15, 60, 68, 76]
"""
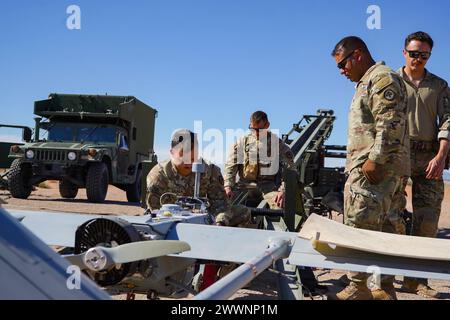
[159, 192, 177, 207]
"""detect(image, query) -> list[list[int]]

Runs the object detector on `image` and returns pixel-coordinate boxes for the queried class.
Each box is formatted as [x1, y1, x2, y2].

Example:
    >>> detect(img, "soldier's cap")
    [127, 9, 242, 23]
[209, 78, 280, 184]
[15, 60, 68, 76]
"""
[171, 129, 198, 149]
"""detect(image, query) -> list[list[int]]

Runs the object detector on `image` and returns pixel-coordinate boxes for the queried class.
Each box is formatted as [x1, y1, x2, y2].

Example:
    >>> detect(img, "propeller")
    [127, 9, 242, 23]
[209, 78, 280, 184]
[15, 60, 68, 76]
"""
[63, 240, 191, 272]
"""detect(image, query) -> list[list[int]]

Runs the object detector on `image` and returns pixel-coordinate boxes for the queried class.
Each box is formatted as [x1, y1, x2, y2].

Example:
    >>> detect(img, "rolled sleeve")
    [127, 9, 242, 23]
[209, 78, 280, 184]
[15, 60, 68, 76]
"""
[438, 130, 450, 141]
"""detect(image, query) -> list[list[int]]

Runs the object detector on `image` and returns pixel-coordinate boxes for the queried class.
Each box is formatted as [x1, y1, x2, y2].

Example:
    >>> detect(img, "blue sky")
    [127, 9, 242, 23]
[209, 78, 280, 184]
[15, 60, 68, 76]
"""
[1, 0, 449, 166]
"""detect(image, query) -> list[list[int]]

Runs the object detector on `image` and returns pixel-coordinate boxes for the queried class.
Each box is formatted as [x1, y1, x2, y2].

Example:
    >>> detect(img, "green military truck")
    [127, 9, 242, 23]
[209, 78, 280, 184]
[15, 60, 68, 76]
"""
[0, 125, 33, 189]
[8, 94, 157, 203]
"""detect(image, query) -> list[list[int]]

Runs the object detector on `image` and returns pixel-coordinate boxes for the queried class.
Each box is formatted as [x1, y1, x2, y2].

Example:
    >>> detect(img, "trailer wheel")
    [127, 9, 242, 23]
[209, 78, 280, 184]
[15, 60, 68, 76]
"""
[86, 162, 109, 203]
[59, 179, 78, 199]
[126, 168, 142, 203]
[8, 159, 33, 199]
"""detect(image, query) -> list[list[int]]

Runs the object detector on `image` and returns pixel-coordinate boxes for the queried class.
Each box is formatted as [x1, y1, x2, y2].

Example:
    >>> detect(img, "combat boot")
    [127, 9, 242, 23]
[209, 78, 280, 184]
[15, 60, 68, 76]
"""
[401, 279, 440, 299]
[371, 284, 397, 300]
[337, 274, 350, 287]
[217, 263, 239, 279]
[332, 282, 373, 300]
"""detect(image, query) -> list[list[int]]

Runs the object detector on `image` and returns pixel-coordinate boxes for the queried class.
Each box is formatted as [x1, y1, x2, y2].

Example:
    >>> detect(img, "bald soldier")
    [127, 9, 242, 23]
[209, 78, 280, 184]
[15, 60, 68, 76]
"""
[331, 36, 410, 300]
[391, 31, 450, 299]
[146, 129, 251, 227]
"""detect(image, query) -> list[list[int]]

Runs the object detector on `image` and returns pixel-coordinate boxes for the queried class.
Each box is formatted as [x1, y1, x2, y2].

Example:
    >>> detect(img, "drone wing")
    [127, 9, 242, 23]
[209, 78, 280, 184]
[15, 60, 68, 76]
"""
[9, 208, 450, 282]
[0, 208, 110, 299]
[167, 219, 450, 281]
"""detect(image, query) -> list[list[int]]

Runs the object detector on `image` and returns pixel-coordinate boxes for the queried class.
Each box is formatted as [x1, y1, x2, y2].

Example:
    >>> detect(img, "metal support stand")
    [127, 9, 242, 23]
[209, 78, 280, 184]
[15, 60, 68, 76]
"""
[194, 238, 290, 300]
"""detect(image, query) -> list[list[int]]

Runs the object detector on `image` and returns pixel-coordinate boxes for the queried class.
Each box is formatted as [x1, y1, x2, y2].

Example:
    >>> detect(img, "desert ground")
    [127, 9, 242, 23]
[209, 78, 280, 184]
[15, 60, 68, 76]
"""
[1, 181, 449, 300]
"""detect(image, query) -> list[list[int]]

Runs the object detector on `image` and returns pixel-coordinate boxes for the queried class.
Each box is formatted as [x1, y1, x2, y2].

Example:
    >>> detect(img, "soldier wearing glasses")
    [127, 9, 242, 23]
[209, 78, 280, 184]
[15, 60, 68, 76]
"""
[223, 111, 295, 209]
[331, 36, 409, 300]
[391, 31, 450, 299]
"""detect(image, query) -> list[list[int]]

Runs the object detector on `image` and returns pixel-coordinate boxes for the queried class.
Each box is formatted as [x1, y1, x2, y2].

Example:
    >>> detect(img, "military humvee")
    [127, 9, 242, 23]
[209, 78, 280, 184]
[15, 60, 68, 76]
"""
[8, 94, 157, 203]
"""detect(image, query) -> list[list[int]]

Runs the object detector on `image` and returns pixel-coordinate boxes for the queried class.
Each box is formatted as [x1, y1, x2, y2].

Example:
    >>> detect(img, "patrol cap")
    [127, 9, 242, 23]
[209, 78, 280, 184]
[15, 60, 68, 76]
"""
[171, 129, 198, 149]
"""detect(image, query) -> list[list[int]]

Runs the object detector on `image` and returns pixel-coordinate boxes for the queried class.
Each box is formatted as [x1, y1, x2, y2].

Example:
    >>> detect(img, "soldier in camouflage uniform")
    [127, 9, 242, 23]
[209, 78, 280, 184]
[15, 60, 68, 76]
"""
[146, 129, 251, 227]
[391, 32, 450, 299]
[224, 111, 296, 209]
[331, 36, 410, 300]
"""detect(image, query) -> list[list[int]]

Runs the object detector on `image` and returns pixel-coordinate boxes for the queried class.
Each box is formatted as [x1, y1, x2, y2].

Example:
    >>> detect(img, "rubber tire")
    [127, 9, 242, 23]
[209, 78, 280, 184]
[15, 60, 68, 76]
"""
[126, 168, 142, 203]
[59, 180, 78, 199]
[8, 158, 32, 199]
[86, 162, 109, 203]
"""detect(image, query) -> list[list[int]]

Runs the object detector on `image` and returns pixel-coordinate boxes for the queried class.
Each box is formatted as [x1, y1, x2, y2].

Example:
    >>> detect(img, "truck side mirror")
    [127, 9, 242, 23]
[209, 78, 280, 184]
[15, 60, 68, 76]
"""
[22, 127, 32, 142]
[119, 134, 129, 153]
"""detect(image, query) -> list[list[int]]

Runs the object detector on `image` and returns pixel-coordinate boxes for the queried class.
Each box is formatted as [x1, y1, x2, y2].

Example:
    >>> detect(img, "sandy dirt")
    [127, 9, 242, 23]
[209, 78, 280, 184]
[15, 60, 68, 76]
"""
[1, 181, 449, 300]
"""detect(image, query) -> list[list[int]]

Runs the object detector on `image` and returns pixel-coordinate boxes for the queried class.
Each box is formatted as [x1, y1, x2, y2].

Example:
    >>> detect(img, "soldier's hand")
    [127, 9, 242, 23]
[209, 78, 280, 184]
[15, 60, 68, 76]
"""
[362, 159, 383, 185]
[225, 187, 234, 199]
[425, 155, 446, 180]
[274, 191, 285, 208]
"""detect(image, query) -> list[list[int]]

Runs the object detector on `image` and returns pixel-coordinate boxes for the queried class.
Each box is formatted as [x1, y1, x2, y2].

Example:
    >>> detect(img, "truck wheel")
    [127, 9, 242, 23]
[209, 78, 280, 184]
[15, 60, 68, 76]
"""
[59, 180, 78, 199]
[86, 162, 109, 203]
[8, 158, 33, 199]
[126, 168, 142, 203]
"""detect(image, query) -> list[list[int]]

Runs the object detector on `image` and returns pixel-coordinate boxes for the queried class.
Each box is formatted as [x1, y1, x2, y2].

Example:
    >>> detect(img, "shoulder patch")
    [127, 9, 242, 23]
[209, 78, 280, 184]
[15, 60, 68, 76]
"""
[375, 74, 393, 87]
[384, 89, 396, 101]
[370, 72, 400, 94]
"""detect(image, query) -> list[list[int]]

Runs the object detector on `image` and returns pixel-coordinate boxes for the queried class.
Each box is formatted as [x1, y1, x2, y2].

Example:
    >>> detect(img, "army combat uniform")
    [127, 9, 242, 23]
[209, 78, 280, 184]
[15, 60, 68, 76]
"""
[389, 68, 450, 292]
[224, 131, 296, 209]
[394, 68, 450, 237]
[344, 62, 410, 287]
[146, 159, 251, 227]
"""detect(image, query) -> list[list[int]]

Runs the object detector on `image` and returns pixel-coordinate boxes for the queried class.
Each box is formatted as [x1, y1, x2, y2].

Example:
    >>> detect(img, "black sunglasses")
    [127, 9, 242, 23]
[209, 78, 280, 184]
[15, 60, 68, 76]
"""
[248, 126, 263, 131]
[248, 126, 267, 132]
[337, 50, 355, 69]
[406, 50, 431, 60]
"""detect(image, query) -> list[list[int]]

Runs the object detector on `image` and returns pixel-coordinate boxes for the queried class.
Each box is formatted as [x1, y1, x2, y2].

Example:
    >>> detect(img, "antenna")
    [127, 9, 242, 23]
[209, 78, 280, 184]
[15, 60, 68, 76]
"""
[192, 162, 206, 198]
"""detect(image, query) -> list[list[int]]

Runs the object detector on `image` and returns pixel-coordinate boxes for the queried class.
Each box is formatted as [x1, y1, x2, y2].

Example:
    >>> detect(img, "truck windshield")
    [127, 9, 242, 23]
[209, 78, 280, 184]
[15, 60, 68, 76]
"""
[47, 126, 72, 141]
[48, 125, 116, 143]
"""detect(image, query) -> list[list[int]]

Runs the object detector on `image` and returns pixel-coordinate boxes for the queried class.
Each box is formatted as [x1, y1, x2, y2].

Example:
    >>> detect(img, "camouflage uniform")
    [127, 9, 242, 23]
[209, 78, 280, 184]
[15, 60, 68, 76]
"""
[224, 131, 296, 208]
[388, 68, 450, 289]
[344, 62, 409, 285]
[391, 68, 450, 237]
[383, 176, 408, 235]
[146, 159, 251, 227]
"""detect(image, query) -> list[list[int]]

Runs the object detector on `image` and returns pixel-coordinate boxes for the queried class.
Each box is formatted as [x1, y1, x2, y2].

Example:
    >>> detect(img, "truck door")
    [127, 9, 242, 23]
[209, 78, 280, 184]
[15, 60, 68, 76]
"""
[117, 131, 130, 177]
